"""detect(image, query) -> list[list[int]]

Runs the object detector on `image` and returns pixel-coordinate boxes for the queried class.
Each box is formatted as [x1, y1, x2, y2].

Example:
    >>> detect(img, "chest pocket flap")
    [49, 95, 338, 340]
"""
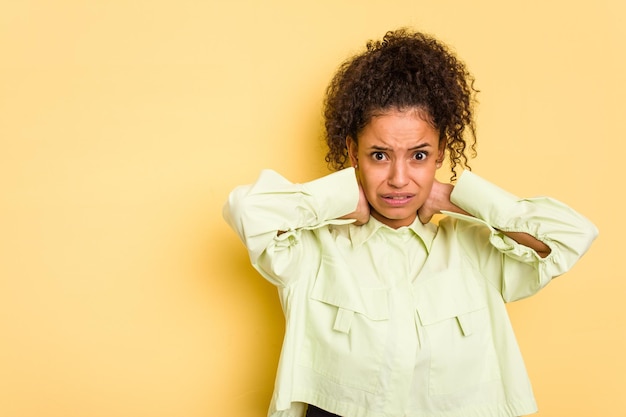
[414, 267, 486, 327]
[311, 272, 389, 322]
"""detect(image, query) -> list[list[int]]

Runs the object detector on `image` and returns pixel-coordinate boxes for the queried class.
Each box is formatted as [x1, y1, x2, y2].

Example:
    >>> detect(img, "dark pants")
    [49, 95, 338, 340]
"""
[306, 404, 341, 417]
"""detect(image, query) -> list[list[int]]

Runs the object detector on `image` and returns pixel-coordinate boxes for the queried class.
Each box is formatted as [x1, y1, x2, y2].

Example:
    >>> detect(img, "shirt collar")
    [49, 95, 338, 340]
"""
[348, 215, 437, 253]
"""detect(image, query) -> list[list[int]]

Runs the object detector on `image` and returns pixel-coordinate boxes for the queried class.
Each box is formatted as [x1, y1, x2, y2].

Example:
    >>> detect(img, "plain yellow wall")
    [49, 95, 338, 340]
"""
[1, 1, 623, 416]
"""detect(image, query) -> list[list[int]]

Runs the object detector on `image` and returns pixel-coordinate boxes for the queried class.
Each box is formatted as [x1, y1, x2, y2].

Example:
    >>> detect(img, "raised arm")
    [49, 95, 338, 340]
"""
[419, 179, 552, 258]
[420, 171, 598, 300]
[223, 168, 360, 286]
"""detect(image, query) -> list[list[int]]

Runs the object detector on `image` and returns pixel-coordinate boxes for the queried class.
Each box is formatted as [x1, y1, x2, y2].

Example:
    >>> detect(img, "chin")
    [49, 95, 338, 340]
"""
[375, 210, 417, 227]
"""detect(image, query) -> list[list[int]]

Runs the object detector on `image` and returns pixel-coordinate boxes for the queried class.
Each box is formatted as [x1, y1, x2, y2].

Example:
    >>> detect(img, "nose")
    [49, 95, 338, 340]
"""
[388, 160, 409, 188]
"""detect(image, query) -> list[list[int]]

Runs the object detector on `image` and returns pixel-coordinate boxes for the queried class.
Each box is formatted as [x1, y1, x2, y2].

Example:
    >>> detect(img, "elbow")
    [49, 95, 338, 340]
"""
[576, 219, 600, 256]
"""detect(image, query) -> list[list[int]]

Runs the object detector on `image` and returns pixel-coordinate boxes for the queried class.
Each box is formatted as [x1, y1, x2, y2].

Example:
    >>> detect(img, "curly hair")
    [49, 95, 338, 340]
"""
[323, 28, 478, 180]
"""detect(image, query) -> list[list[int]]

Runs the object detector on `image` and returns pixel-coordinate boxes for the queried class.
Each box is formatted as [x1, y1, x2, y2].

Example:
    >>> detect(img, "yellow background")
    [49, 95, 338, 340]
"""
[1, 1, 623, 416]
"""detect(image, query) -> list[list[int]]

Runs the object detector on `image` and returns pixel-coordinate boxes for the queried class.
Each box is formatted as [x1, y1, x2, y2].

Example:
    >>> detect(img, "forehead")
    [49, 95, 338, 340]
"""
[359, 108, 439, 146]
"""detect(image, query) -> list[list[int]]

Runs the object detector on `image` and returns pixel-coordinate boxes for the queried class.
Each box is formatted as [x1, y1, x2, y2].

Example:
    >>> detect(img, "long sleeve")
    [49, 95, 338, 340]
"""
[223, 168, 360, 286]
[445, 171, 599, 301]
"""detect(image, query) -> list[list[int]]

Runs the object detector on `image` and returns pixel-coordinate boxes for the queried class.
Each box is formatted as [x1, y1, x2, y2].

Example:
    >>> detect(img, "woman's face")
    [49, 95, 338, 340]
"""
[347, 108, 443, 229]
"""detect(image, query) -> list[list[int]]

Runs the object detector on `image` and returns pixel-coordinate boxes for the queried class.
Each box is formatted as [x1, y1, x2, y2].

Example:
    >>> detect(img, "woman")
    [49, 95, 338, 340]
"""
[224, 29, 598, 417]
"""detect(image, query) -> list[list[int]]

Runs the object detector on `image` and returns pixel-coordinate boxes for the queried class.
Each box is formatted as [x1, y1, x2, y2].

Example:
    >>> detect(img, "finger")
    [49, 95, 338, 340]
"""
[418, 211, 432, 224]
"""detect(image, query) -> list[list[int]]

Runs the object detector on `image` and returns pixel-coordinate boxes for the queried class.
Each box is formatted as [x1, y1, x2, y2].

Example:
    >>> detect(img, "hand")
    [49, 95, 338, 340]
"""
[418, 179, 455, 224]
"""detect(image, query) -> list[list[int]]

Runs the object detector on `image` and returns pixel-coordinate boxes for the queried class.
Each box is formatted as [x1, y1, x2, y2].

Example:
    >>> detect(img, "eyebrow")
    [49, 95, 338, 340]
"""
[369, 143, 433, 151]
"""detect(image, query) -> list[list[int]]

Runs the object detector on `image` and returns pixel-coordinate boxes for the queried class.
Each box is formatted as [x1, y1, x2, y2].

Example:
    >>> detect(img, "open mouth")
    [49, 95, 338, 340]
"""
[381, 194, 414, 206]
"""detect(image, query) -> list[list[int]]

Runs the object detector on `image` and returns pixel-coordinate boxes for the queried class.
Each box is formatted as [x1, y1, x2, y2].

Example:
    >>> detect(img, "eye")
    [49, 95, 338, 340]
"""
[372, 151, 387, 161]
[413, 151, 428, 161]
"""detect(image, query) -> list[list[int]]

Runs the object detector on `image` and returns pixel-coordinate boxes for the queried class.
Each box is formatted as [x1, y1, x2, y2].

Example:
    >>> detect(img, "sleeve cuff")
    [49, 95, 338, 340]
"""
[450, 171, 519, 226]
[304, 167, 360, 222]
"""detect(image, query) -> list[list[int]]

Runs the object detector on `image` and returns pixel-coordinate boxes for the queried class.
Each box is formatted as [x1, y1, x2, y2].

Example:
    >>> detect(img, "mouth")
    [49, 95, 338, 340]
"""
[381, 193, 414, 206]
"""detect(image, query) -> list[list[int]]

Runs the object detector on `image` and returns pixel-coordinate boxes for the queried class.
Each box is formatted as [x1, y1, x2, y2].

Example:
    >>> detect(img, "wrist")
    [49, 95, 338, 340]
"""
[433, 182, 468, 216]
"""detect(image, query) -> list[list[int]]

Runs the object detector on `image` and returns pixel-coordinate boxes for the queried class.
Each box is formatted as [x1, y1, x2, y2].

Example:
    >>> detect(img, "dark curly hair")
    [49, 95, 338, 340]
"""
[323, 28, 478, 180]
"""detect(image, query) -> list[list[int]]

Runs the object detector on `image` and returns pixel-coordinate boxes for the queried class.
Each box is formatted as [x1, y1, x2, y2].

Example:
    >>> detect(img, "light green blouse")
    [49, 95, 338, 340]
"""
[224, 168, 598, 417]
